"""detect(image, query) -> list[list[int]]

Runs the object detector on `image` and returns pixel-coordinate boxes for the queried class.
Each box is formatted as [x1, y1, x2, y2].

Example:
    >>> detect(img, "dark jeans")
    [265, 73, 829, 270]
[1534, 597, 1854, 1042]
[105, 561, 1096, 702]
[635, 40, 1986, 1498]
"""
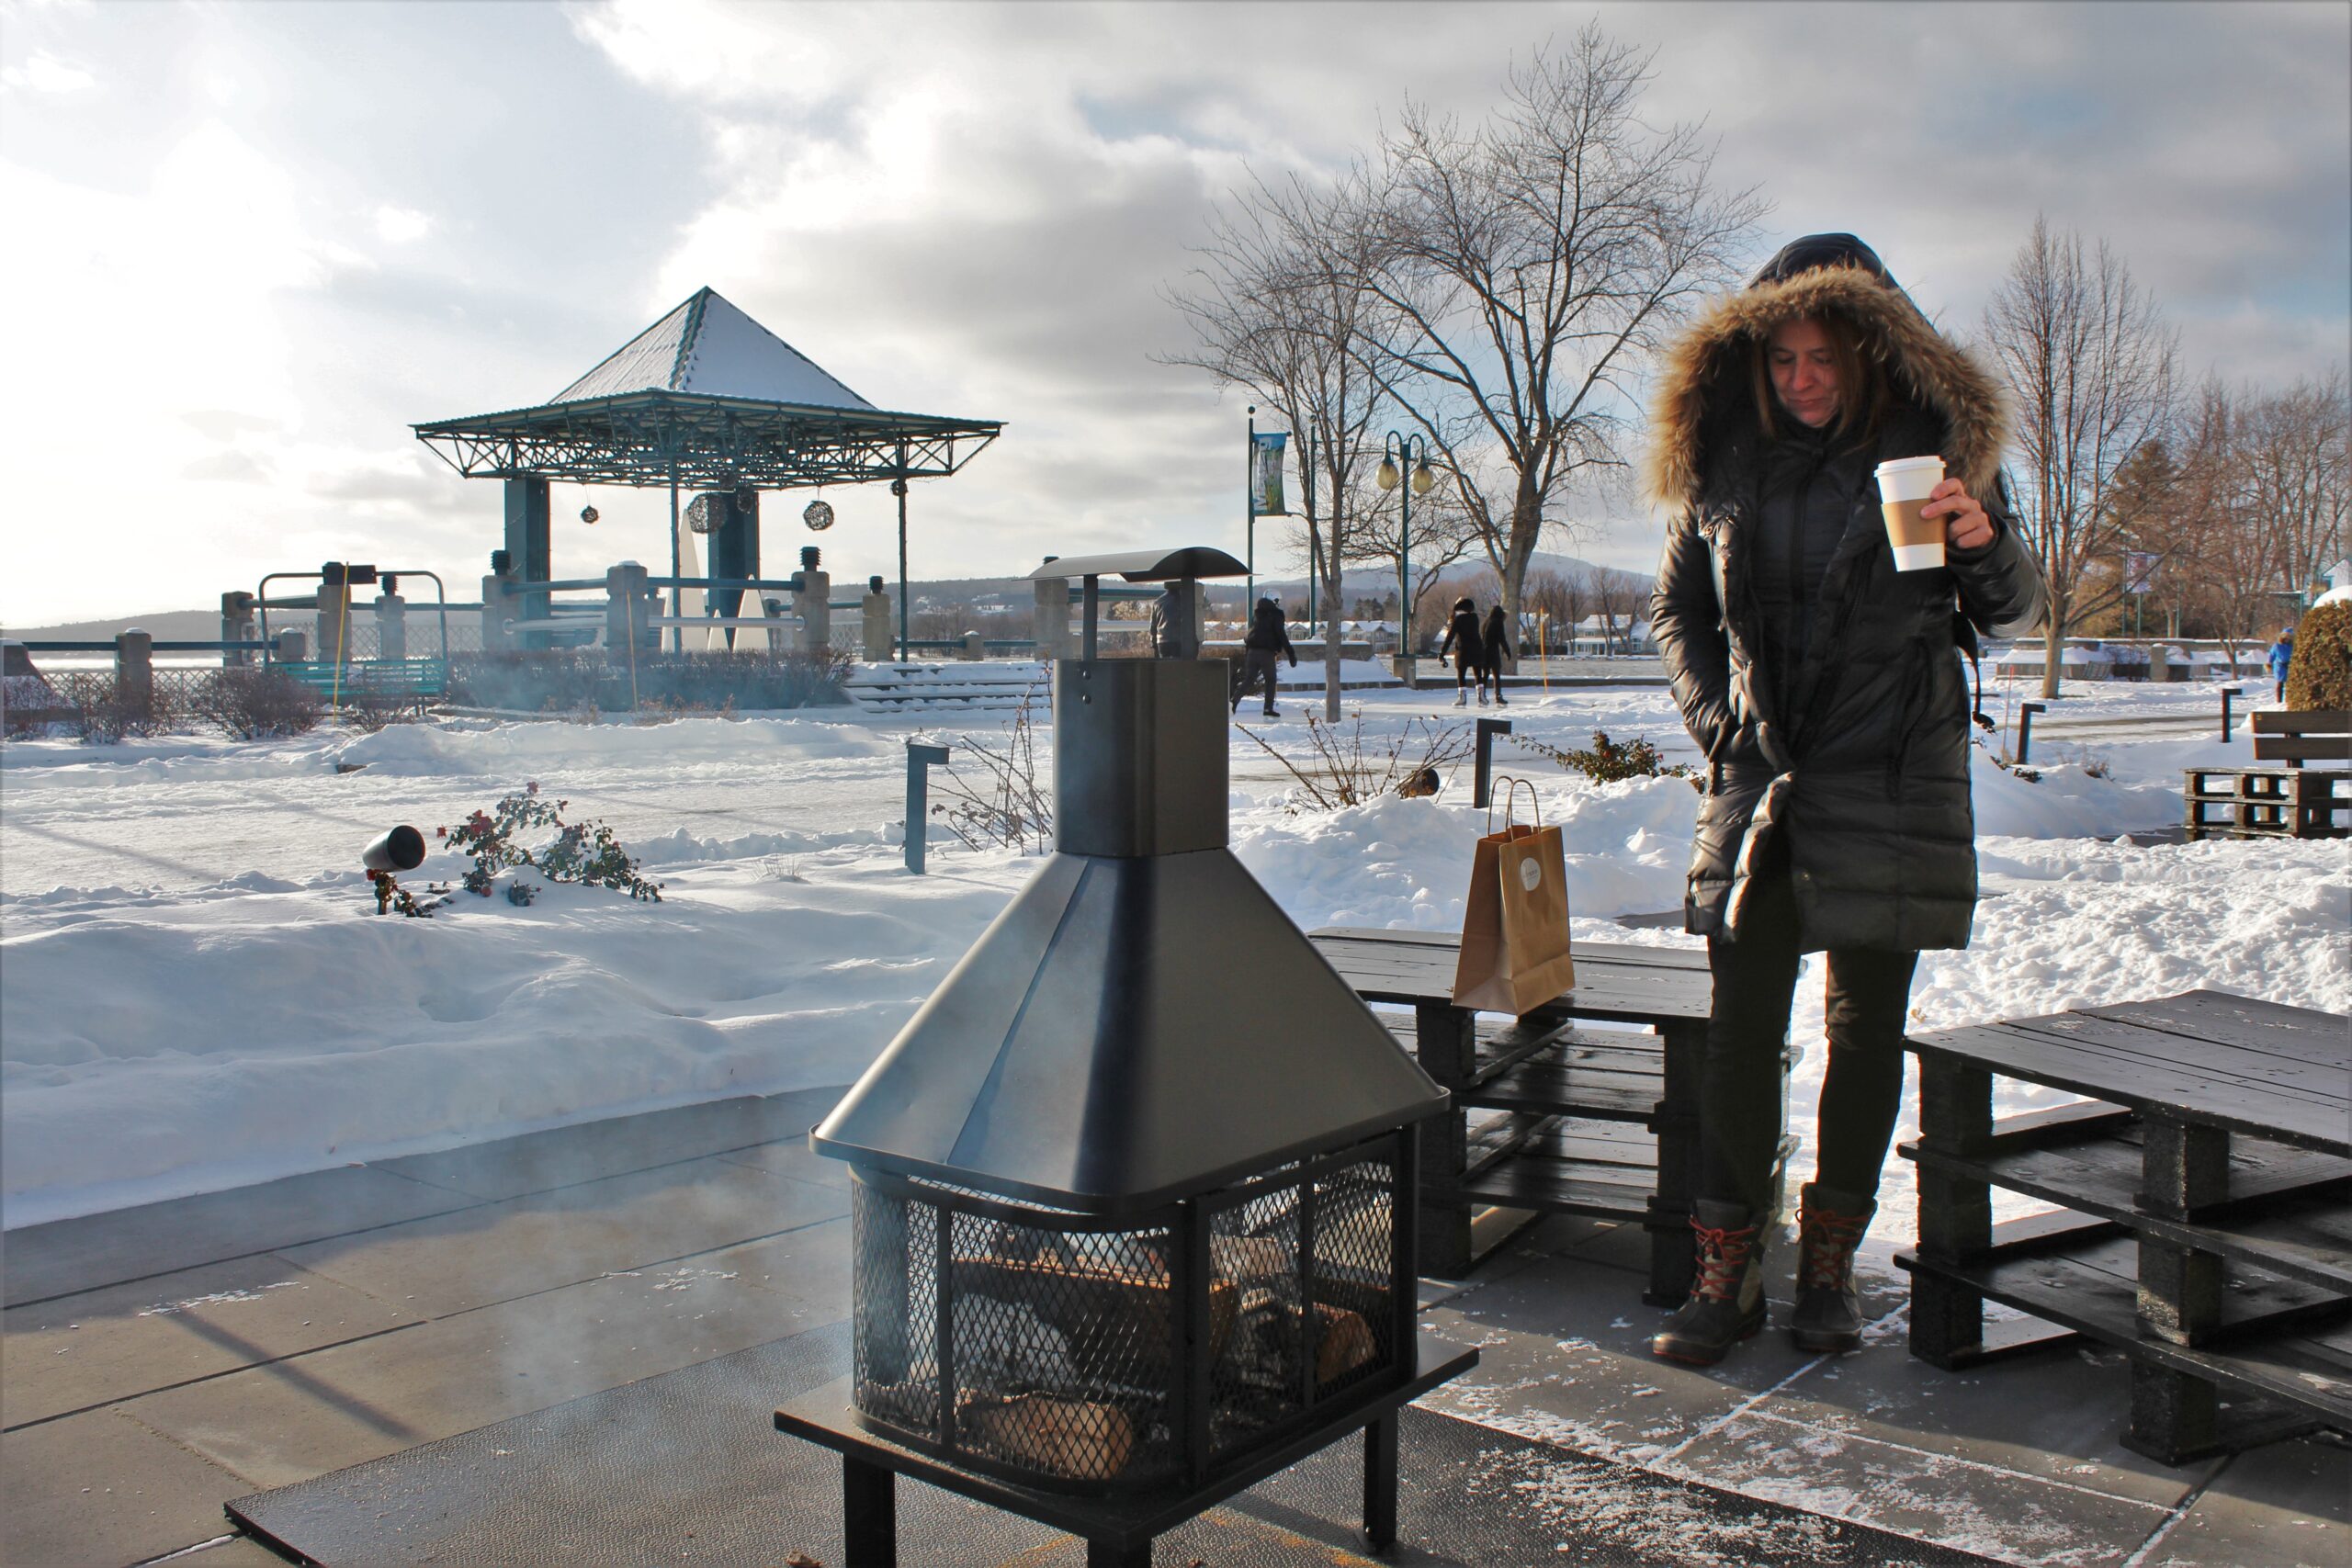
[1698, 853, 1919, 1216]
[1238, 649, 1283, 712]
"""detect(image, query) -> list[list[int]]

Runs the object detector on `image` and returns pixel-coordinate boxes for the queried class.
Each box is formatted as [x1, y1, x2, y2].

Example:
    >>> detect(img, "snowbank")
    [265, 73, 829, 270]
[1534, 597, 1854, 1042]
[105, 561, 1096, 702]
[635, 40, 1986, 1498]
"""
[5, 686, 2345, 1227]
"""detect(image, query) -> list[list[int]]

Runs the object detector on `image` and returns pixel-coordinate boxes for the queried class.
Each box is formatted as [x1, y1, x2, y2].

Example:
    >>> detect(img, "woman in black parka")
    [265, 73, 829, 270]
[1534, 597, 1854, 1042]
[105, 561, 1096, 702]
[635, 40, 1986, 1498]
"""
[1438, 597, 1484, 705]
[1645, 235, 2045, 1366]
[1480, 604, 1513, 705]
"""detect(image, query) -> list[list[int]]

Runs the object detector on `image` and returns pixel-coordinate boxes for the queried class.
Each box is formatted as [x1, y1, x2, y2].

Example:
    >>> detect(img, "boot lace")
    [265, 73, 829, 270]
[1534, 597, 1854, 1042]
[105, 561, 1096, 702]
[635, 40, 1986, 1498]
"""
[1799, 1208, 1868, 1292]
[1690, 1221, 1756, 1303]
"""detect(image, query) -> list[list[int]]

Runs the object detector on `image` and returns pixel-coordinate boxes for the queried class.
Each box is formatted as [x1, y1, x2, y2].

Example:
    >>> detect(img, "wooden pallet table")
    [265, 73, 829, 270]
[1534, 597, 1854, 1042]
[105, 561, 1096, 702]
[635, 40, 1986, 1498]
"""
[2184, 708, 2352, 840]
[1313, 929, 1792, 1306]
[1897, 988, 2352, 1463]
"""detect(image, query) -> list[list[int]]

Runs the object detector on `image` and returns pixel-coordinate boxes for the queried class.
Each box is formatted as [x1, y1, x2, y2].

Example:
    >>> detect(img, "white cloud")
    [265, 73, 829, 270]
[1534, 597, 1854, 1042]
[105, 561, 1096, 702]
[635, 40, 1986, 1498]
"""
[373, 204, 433, 244]
[1, 50, 94, 95]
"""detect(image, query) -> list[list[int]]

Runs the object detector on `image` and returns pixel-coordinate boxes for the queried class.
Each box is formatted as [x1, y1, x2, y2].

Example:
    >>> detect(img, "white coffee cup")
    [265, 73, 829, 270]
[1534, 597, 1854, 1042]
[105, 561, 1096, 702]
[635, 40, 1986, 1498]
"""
[1873, 456, 1947, 571]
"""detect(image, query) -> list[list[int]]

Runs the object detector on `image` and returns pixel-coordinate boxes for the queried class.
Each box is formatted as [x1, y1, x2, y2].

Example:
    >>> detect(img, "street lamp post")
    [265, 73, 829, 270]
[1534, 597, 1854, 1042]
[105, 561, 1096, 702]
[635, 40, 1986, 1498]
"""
[1375, 431, 1435, 684]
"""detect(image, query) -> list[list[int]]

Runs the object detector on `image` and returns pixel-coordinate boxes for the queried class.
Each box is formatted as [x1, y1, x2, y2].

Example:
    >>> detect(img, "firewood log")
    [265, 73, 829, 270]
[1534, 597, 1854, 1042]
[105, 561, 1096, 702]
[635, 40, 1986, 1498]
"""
[1313, 1303, 1376, 1384]
[961, 1393, 1135, 1481]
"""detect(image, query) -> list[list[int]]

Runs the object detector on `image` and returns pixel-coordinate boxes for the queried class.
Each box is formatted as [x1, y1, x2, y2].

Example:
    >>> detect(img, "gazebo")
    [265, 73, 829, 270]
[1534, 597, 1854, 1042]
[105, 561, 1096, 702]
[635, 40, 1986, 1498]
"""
[413, 287, 1001, 655]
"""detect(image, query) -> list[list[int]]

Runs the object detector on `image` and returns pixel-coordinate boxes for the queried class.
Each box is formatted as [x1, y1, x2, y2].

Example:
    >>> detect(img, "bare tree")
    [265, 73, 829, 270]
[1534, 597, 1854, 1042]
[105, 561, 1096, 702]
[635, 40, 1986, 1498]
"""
[1165, 172, 1396, 718]
[1361, 22, 1766, 636]
[1351, 471, 1484, 656]
[2241, 369, 2350, 603]
[1984, 215, 2180, 695]
[1584, 565, 1645, 655]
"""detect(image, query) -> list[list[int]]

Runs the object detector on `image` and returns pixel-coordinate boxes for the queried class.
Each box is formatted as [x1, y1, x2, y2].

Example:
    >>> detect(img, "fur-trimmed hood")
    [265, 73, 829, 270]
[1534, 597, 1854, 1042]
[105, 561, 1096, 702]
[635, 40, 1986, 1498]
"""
[1643, 263, 2010, 513]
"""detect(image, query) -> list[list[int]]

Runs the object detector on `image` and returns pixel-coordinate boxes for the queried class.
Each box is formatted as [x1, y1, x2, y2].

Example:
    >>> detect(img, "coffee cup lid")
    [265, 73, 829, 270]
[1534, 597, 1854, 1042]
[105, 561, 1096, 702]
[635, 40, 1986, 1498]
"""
[1873, 455, 1945, 478]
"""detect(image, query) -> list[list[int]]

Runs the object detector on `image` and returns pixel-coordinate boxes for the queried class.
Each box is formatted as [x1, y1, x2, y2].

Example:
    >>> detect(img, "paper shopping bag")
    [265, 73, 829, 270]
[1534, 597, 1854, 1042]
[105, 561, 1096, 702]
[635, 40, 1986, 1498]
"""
[1453, 780, 1576, 1016]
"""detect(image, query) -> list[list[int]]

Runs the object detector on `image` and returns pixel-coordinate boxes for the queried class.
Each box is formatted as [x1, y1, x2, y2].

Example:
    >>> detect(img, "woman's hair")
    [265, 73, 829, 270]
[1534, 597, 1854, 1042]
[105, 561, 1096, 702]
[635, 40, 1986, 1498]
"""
[1749, 311, 1890, 443]
[1454, 596, 1475, 614]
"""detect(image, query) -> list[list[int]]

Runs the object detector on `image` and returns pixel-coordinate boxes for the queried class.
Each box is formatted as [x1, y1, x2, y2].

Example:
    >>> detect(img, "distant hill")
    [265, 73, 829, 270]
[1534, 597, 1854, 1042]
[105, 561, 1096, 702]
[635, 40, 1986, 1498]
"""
[4, 608, 224, 643]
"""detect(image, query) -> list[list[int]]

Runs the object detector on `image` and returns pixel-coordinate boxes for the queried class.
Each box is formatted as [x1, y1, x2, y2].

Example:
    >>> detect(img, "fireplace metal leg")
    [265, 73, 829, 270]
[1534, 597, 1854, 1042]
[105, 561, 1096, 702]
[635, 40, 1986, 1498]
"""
[1363, 1410, 1399, 1551]
[1086, 1540, 1150, 1567]
[842, 1453, 897, 1568]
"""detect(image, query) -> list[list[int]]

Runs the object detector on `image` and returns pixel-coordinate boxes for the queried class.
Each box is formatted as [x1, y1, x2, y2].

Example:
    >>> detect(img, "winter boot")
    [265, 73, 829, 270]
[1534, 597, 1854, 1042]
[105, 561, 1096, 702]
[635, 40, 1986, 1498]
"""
[1496, 688, 1509, 705]
[1790, 1183, 1874, 1353]
[1477, 688, 1488, 705]
[1453, 689, 1467, 706]
[1650, 1201, 1767, 1366]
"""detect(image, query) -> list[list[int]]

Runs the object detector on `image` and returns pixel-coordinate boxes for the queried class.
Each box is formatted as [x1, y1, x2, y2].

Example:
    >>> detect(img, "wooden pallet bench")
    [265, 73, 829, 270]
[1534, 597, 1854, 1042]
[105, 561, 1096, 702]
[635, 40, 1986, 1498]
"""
[1319, 929, 1798, 1304]
[1897, 989, 2352, 1464]
[2184, 708, 2351, 840]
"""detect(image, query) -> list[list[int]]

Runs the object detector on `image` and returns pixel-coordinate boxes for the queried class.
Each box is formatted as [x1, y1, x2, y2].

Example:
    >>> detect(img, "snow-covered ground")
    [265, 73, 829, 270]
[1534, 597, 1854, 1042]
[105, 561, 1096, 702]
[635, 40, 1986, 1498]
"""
[3, 675, 2344, 1251]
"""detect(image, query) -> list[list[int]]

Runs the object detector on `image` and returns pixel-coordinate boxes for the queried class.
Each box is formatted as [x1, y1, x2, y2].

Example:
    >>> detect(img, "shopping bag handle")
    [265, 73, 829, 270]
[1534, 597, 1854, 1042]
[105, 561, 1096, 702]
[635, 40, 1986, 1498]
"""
[1486, 775, 1541, 833]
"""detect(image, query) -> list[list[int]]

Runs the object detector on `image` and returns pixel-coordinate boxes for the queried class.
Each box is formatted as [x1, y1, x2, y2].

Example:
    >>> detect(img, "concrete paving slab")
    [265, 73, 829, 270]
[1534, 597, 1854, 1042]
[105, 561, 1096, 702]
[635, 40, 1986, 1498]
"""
[2, 1165, 476, 1308]
[276, 1156, 848, 1318]
[1759, 1335, 2205, 1511]
[0, 1404, 254, 1567]
[701, 1215, 854, 1328]
[2144, 1437, 2352, 1568]
[371, 1088, 846, 1202]
[710, 1133, 852, 1190]
[5, 1255, 418, 1429]
[127, 1261, 824, 1492]
[178, 1533, 289, 1565]
[1664, 1408, 2178, 1566]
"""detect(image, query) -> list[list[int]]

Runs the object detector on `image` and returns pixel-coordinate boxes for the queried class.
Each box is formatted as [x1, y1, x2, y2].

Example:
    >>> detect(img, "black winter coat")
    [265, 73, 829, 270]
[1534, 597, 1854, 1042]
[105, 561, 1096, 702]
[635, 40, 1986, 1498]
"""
[1439, 610, 1483, 664]
[1646, 263, 2047, 952]
[1243, 603, 1297, 660]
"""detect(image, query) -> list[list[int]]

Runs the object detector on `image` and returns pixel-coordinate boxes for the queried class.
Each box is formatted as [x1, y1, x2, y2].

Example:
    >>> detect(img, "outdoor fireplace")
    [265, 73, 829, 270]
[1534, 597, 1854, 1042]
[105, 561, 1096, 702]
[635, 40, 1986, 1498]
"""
[786, 547, 1473, 1563]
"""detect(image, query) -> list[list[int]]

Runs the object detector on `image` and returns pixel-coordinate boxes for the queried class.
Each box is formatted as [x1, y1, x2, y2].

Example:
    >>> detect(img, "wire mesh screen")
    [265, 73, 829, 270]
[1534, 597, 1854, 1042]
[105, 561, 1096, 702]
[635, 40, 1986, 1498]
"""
[847, 1143, 1402, 1495]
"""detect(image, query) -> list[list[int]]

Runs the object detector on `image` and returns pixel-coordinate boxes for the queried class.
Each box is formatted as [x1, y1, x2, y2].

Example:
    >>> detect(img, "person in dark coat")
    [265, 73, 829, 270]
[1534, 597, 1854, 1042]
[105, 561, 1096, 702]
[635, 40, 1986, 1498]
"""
[1233, 596, 1297, 716]
[1438, 597, 1485, 705]
[1645, 234, 2047, 1367]
[1480, 604, 1513, 705]
[2269, 626, 2295, 702]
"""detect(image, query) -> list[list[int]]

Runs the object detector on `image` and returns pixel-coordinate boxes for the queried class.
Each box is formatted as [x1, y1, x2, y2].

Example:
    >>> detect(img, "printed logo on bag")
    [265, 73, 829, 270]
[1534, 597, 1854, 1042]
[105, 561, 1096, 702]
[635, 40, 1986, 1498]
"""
[1519, 858, 1543, 892]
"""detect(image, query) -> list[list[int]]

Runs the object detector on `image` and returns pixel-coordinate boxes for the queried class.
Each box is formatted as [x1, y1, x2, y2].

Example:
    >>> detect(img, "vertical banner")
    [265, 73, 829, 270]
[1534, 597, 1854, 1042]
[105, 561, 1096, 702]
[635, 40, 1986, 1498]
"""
[1250, 431, 1289, 515]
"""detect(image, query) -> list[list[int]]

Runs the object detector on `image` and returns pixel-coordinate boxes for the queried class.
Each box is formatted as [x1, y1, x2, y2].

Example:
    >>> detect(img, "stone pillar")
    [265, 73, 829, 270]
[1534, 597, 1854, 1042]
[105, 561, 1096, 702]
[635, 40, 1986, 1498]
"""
[115, 629, 153, 719]
[862, 576, 891, 662]
[605, 562, 651, 664]
[962, 630, 985, 661]
[317, 566, 353, 666]
[274, 628, 308, 663]
[220, 592, 257, 666]
[481, 558, 519, 654]
[793, 547, 831, 659]
[1033, 575, 1069, 660]
[374, 592, 408, 663]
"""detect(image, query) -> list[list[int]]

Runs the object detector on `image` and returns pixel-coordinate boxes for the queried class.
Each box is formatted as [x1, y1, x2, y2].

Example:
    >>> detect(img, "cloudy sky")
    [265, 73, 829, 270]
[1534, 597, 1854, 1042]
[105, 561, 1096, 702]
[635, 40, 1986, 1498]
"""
[2, 0, 2345, 626]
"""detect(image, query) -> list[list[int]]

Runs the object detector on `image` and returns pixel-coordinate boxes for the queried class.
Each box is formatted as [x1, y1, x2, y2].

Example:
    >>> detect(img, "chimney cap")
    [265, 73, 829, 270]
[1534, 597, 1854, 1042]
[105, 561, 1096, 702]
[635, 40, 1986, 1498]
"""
[1025, 547, 1244, 582]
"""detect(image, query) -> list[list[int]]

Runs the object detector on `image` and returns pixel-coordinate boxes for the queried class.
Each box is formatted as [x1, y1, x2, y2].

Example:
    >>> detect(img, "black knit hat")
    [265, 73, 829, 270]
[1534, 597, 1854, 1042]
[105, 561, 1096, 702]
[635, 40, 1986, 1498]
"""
[1750, 232, 1897, 290]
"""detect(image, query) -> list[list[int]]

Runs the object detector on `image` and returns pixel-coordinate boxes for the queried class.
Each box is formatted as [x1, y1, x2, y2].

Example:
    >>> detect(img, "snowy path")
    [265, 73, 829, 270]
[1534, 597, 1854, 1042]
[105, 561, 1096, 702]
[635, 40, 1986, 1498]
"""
[4, 678, 2344, 1234]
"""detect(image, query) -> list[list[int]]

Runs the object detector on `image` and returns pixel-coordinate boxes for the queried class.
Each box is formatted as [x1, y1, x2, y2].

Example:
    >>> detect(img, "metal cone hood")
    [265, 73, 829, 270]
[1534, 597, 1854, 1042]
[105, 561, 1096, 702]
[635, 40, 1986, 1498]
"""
[813, 659, 1446, 1213]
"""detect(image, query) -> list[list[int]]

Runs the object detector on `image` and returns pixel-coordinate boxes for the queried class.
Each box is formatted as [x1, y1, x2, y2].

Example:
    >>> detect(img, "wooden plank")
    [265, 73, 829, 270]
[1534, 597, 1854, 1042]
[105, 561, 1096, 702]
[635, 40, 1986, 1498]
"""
[1903, 1129, 2352, 1293]
[2003, 1011, 2347, 1101]
[1314, 929, 1713, 973]
[2252, 736, 2352, 762]
[1909, 1028, 2352, 1154]
[2251, 709, 2352, 734]
[1897, 1240, 2352, 1427]
[2081, 991, 2352, 1070]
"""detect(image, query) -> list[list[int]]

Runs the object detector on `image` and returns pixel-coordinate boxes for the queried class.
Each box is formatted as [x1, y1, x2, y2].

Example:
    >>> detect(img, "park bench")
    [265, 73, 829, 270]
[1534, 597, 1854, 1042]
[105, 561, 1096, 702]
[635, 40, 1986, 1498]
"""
[2184, 707, 2350, 840]
[1896, 989, 2351, 1463]
[277, 657, 449, 701]
[1311, 928, 1797, 1304]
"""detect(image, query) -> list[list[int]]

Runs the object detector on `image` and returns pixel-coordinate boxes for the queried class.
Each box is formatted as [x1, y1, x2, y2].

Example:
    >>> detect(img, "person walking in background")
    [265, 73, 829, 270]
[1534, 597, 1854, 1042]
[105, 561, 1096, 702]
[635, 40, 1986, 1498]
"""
[1234, 595, 1296, 717]
[1646, 233, 2046, 1368]
[1480, 604, 1514, 705]
[1439, 596, 1485, 705]
[2269, 625, 2296, 703]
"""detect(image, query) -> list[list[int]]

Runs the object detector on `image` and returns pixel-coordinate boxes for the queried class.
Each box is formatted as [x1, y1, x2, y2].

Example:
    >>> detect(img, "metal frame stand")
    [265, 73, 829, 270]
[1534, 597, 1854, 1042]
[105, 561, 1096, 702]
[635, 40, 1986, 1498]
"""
[783, 1339, 1471, 1568]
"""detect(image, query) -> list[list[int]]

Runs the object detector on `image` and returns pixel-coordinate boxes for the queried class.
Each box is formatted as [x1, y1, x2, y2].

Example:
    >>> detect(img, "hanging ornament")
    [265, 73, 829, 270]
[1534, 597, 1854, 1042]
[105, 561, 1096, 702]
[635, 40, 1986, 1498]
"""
[685, 493, 720, 535]
[579, 504, 599, 525]
[803, 498, 836, 532]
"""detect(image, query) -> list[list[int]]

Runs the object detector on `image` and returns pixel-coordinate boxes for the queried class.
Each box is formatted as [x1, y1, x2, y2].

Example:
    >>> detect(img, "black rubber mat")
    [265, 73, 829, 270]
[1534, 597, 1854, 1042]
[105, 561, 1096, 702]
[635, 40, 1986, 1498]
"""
[227, 1318, 1996, 1566]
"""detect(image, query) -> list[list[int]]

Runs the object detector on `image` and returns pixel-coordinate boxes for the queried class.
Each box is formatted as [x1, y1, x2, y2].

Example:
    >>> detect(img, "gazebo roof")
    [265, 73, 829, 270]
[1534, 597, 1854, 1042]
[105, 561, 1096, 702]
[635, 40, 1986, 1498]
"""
[413, 287, 1000, 490]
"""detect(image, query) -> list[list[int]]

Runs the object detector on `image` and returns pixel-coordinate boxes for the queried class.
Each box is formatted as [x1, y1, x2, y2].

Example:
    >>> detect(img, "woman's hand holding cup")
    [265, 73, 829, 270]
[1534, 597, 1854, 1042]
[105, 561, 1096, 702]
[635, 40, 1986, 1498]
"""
[1922, 479, 1995, 552]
